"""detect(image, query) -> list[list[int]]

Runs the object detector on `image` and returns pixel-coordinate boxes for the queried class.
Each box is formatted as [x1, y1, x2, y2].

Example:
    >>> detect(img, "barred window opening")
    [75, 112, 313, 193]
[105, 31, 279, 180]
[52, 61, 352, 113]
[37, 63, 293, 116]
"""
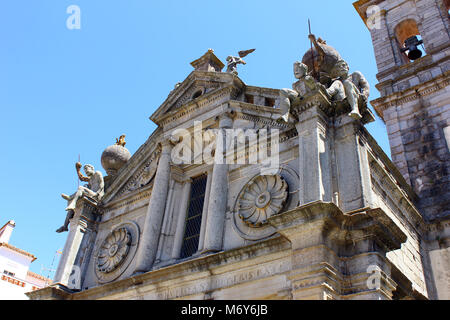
[179, 174, 207, 259]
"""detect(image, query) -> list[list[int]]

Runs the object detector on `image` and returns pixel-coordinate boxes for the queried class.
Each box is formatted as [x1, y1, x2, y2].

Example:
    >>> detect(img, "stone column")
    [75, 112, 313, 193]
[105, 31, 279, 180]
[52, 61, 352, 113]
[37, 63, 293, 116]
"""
[54, 202, 98, 290]
[134, 140, 173, 274]
[202, 113, 233, 253]
[171, 178, 192, 260]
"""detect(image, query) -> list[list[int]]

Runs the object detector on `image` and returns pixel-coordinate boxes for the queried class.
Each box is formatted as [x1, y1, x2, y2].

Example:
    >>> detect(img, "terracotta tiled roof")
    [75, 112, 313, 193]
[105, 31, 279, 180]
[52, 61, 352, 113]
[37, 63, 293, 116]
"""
[27, 270, 51, 283]
[0, 242, 37, 262]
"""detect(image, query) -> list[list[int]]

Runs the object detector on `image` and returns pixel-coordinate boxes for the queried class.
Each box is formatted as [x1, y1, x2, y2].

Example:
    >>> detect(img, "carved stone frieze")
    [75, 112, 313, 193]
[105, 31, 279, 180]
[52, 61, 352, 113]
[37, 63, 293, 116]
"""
[116, 150, 161, 197]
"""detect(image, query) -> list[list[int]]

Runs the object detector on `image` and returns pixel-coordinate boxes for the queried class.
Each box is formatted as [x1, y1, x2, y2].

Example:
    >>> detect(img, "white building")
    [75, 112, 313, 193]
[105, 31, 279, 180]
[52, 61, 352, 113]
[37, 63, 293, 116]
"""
[0, 220, 51, 299]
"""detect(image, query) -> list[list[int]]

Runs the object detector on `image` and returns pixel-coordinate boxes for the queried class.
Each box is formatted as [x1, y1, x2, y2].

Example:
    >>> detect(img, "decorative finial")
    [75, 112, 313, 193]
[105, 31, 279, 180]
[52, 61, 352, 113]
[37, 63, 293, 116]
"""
[115, 135, 126, 147]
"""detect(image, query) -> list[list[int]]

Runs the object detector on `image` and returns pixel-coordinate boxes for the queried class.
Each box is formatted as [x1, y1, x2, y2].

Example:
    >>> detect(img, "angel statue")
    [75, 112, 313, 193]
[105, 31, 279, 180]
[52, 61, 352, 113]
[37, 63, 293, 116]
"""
[56, 162, 105, 233]
[226, 49, 256, 75]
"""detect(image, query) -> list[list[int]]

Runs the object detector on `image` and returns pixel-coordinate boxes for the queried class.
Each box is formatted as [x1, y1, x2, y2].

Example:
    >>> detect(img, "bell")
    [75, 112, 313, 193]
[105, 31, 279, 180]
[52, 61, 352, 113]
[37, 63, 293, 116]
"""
[401, 36, 424, 61]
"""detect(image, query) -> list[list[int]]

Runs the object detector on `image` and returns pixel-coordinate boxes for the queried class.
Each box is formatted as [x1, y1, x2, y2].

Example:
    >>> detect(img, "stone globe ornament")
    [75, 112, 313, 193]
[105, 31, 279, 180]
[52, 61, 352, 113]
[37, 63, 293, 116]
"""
[302, 34, 343, 84]
[237, 174, 288, 227]
[101, 135, 132, 176]
[96, 228, 131, 274]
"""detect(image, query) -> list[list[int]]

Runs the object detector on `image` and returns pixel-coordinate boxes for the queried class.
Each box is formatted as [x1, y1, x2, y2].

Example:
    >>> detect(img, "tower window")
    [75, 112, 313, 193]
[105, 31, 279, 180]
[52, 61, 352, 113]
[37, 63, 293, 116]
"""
[179, 174, 207, 259]
[394, 19, 426, 63]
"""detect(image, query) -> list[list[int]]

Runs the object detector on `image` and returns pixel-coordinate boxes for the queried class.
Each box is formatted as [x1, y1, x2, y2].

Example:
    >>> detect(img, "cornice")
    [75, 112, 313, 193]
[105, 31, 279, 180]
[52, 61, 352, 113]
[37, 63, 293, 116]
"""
[101, 129, 161, 204]
[371, 72, 450, 120]
[151, 71, 245, 125]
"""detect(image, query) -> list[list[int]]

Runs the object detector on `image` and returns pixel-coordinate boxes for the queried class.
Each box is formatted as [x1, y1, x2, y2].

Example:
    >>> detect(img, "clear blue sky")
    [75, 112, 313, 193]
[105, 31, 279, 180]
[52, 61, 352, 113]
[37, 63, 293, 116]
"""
[0, 0, 390, 277]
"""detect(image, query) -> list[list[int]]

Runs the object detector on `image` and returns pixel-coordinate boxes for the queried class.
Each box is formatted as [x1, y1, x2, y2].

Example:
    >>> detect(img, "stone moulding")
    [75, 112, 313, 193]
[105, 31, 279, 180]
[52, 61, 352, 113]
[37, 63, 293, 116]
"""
[268, 201, 407, 254]
[151, 71, 243, 123]
[157, 86, 240, 128]
[370, 73, 450, 119]
[101, 130, 161, 204]
[101, 188, 151, 216]
[44, 236, 291, 300]
[29, 201, 408, 300]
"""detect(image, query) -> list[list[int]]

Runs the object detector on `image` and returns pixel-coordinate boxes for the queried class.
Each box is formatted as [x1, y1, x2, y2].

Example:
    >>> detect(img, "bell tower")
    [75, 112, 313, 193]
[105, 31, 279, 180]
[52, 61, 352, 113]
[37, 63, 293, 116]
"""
[354, 0, 450, 299]
[354, 0, 450, 221]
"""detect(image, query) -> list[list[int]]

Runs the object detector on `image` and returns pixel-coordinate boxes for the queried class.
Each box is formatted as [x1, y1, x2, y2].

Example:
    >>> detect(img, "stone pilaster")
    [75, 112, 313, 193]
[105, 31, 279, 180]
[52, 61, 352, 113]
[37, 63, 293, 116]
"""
[202, 113, 233, 253]
[295, 96, 333, 205]
[334, 115, 374, 212]
[171, 178, 192, 260]
[53, 200, 99, 290]
[134, 140, 173, 274]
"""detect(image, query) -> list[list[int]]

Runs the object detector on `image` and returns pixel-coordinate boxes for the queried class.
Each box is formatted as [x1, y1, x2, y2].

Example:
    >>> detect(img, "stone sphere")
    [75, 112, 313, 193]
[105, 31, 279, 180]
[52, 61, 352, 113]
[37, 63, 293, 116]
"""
[302, 41, 342, 82]
[101, 144, 131, 176]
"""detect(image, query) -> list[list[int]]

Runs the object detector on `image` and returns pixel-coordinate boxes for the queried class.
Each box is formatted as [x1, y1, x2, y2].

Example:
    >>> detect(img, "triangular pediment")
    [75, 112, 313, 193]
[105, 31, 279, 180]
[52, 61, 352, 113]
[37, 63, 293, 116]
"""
[101, 129, 163, 205]
[150, 71, 245, 125]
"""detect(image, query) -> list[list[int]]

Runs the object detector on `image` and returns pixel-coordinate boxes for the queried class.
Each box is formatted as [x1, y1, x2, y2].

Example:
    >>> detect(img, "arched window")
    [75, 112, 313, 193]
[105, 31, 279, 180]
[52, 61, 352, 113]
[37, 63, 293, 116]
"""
[394, 19, 426, 63]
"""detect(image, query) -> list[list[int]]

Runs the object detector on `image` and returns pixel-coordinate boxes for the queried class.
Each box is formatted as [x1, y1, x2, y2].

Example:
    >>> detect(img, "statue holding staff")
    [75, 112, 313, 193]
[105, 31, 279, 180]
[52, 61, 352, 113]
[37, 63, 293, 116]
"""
[56, 162, 104, 233]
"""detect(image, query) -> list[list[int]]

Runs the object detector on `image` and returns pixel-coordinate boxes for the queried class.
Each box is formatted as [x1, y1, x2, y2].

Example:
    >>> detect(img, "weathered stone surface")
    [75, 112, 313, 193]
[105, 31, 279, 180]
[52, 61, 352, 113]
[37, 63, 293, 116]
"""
[355, 0, 450, 300]
[36, 9, 450, 298]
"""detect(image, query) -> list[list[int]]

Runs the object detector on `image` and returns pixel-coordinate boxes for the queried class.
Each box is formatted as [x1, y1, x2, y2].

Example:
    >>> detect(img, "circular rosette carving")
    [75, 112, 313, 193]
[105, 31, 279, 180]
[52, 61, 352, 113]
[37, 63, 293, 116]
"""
[237, 175, 288, 227]
[97, 228, 131, 274]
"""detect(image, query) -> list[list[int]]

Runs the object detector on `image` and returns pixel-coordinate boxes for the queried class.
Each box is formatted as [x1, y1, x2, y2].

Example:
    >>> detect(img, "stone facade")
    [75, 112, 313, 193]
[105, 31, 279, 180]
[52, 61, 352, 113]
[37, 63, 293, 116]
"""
[27, 2, 450, 298]
[354, 0, 450, 299]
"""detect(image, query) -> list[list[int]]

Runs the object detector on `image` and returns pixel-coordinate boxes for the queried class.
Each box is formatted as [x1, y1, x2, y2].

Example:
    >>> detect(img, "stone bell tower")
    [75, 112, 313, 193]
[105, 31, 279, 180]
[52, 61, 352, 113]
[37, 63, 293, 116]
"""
[354, 0, 450, 221]
[354, 0, 450, 299]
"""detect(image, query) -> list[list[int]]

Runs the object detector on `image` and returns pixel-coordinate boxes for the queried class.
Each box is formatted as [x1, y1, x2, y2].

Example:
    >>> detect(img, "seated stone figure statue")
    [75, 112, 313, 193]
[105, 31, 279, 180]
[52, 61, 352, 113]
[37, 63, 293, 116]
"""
[325, 59, 370, 120]
[56, 162, 105, 233]
[279, 62, 318, 122]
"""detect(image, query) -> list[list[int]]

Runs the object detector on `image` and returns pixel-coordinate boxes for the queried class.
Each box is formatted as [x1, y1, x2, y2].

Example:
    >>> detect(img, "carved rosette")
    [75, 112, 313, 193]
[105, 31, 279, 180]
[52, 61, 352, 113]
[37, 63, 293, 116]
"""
[94, 221, 139, 283]
[238, 175, 288, 227]
[96, 228, 131, 274]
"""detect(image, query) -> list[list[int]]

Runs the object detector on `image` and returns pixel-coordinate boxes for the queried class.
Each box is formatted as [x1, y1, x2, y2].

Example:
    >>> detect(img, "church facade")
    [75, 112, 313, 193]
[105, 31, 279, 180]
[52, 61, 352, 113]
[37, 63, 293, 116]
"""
[28, 0, 449, 300]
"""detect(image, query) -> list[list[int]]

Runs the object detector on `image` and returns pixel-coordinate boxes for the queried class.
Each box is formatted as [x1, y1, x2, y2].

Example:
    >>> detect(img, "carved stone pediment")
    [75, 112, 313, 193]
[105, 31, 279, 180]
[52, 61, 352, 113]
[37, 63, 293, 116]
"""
[150, 71, 245, 126]
[114, 150, 161, 198]
[170, 81, 221, 112]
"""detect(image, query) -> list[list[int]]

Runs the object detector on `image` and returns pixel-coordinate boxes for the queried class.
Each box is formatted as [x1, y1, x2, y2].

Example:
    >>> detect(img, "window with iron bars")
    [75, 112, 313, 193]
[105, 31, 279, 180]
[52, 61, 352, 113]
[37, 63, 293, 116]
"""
[179, 174, 207, 259]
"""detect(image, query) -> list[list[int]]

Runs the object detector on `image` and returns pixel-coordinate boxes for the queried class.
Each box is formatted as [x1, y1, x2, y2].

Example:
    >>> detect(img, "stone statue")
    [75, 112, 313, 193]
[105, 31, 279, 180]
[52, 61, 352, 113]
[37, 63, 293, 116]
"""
[115, 134, 126, 147]
[226, 56, 246, 75]
[278, 62, 319, 122]
[226, 49, 255, 75]
[56, 162, 105, 233]
[302, 34, 370, 120]
[325, 59, 370, 120]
